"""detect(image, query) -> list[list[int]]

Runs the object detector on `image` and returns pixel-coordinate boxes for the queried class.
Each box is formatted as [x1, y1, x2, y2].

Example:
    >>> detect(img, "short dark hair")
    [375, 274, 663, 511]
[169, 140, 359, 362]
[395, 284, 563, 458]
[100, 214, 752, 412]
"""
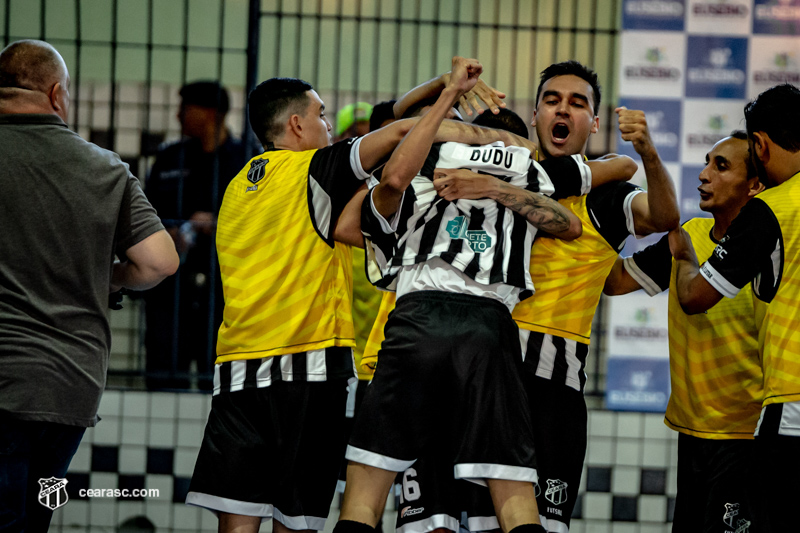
[369, 100, 397, 132]
[744, 83, 800, 153]
[728, 129, 757, 178]
[248, 77, 313, 147]
[180, 80, 230, 114]
[472, 108, 530, 139]
[536, 60, 601, 114]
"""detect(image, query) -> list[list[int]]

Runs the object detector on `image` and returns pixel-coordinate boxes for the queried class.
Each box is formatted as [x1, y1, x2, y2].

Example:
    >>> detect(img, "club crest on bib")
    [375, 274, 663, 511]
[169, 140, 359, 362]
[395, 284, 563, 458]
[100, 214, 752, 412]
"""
[38, 477, 69, 510]
[246, 159, 268, 191]
[545, 478, 568, 505]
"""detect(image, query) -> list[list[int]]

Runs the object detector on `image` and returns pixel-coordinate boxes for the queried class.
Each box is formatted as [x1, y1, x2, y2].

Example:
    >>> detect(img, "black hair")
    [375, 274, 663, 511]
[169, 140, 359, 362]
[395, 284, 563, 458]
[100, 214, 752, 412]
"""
[728, 129, 757, 179]
[369, 99, 397, 132]
[472, 108, 530, 139]
[248, 77, 313, 147]
[536, 60, 601, 114]
[180, 80, 230, 114]
[744, 83, 800, 153]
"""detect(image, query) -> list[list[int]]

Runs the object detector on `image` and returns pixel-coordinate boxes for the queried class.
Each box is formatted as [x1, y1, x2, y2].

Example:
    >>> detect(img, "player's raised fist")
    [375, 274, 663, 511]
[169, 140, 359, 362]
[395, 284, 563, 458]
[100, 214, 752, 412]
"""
[615, 106, 655, 158]
[448, 56, 483, 97]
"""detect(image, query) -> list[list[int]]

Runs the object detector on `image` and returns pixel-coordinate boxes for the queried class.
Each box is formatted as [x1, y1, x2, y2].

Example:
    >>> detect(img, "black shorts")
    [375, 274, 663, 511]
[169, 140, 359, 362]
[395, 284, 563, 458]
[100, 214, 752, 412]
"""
[526, 375, 587, 532]
[463, 339, 588, 533]
[754, 401, 800, 533]
[186, 378, 350, 530]
[673, 433, 758, 533]
[347, 291, 537, 485]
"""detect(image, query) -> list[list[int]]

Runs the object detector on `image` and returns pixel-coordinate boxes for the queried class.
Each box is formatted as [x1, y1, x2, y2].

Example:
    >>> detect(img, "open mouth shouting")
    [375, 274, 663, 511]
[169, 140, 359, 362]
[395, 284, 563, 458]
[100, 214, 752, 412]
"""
[552, 122, 570, 145]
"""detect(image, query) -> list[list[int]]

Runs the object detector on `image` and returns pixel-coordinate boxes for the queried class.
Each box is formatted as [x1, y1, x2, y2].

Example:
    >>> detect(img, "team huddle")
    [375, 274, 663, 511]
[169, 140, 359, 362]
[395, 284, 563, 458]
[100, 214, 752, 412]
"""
[5, 35, 799, 533]
[178, 57, 799, 533]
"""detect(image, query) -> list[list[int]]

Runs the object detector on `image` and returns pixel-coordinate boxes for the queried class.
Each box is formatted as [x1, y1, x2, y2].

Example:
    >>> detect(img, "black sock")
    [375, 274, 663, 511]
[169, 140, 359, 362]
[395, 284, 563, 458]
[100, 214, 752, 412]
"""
[333, 519, 376, 533]
[509, 524, 547, 533]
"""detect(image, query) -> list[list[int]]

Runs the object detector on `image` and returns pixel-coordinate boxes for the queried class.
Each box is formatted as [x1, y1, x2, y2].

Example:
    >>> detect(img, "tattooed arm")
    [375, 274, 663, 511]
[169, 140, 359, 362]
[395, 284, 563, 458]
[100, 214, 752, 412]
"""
[433, 168, 581, 240]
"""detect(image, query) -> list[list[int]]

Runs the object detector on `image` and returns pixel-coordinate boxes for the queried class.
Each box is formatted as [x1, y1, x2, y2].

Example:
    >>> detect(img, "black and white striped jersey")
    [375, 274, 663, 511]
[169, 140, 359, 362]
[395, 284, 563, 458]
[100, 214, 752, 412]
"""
[362, 141, 591, 294]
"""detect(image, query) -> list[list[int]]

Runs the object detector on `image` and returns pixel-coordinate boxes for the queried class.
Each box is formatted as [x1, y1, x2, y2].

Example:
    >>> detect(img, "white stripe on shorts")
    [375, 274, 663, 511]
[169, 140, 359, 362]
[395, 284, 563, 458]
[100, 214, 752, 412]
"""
[466, 514, 500, 533]
[396, 513, 460, 533]
[454, 463, 538, 486]
[185, 491, 272, 518]
[273, 506, 327, 532]
[345, 445, 415, 472]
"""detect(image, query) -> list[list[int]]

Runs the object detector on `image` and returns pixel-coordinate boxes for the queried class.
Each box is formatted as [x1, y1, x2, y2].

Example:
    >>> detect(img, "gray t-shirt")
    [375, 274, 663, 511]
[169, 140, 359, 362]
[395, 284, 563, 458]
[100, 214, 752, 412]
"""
[0, 114, 164, 427]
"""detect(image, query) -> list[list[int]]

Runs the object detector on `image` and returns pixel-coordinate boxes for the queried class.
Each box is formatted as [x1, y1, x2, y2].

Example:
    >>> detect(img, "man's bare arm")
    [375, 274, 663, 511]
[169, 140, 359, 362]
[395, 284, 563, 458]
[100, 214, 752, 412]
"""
[433, 118, 538, 152]
[374, 57, 483, 218]
[432, 168, 581, 240]
[111, 229, 179, 291]
[617, 107, 680, 234]
[393, 72, 506, 119]
[333, 185, 368, 247]
[603, 257, 645, 295]
[586, 154, 638, 187]
[669, 227, 723, 314]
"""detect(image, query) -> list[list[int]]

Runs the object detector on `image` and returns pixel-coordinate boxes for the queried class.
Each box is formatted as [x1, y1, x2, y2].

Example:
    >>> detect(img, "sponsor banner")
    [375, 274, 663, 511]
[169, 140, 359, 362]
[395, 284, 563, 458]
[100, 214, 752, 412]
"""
[748, 35, 800, 97]
[680, 164, 712, 221]
[604, 291, 670, 412]
[685, 36, 749, 99]
[622, 0, 686, 31]
[753, 0, 800, 35]
[618, 32, 686, 98]
[681, 98, 746, 165]
[605, 292, 670, 358]
[605, 357, 671, 412]
[686, 0, 752, 35]
[617, 98, 682, 162]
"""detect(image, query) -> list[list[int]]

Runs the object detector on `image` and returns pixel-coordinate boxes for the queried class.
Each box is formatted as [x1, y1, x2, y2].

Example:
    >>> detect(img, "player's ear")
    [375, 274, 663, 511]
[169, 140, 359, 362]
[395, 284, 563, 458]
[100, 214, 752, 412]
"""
[288, 113, 303, 138]
[747, 175, 765, 197]
[750, 131, 768, 162]
[590, 115, 599, 135]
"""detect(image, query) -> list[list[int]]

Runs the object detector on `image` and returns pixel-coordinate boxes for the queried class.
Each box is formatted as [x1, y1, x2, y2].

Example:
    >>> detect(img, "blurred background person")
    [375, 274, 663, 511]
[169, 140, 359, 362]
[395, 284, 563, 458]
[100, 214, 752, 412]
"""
[335, 101, 373, 142]
[142, 80, 246, 391]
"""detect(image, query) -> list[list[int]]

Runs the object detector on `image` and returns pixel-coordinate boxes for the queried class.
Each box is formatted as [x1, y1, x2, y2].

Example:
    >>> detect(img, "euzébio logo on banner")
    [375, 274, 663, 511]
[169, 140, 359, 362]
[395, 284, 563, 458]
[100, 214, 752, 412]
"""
[685, 36, 748, 99]
[751, 41, 800, 94]
[38, 477, 69, 511]
[754, 0, 800, 34]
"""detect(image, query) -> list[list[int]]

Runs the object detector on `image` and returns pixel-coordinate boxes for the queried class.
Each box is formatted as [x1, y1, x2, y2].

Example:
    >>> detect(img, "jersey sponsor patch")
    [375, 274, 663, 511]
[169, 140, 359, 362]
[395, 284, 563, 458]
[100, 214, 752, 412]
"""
[446, 215, 468, 239]
[445, 216, 492, 253]
[467, 230, 491, 253]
